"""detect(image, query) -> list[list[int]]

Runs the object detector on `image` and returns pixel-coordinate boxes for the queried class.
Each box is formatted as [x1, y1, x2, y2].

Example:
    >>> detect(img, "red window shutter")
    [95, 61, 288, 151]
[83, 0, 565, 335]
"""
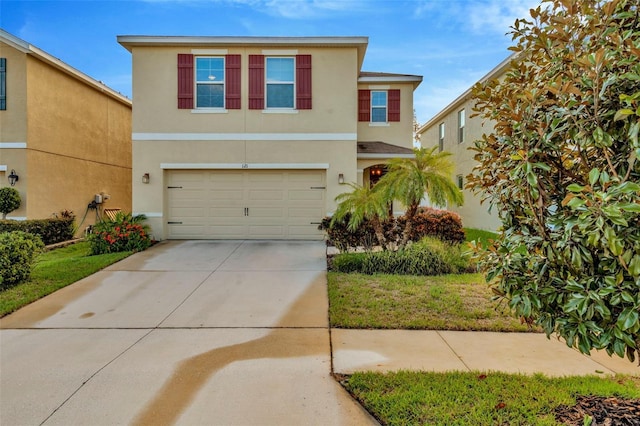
[296, 54, 312, 110]
[248, 55, 264, 110]
[388, 89, 401, 122]
[225, 54, 241, 109]
[358, 90, 370, 122]
[177, 54, 194, 109]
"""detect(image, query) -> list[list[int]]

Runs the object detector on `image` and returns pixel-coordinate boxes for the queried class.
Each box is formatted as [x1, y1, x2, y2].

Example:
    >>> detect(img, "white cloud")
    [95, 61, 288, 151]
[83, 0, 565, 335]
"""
[467, 0, 541, 34]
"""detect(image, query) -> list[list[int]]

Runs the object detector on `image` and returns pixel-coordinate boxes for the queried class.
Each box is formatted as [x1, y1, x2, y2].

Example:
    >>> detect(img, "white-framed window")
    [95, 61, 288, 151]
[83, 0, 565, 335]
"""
[458, 108, 465, 143]
[266, 57, 295, 108]
[195, 57, 225, 108]
[371, 91, 388, 123]
[438, 122, 445, 152]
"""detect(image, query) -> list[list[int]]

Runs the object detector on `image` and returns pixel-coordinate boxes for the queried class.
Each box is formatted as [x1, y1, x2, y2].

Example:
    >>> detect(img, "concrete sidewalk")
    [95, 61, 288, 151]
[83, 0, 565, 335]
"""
[1, 240, 638, 426]
[332, 329, 639, 377]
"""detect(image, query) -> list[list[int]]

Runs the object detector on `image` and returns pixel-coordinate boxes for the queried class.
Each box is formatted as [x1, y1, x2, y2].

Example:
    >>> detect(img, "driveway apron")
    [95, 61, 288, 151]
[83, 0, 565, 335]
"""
[0, 240, 376, 425]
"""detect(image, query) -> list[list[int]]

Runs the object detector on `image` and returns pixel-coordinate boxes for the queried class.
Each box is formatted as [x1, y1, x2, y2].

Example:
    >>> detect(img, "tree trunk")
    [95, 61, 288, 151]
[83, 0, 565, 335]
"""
[398, 203, 419, 249]
[370, 216, 388, 250]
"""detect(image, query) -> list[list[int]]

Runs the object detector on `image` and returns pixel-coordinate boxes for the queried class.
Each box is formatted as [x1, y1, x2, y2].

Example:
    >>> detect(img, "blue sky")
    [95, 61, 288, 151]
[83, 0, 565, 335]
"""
[1, 0, 540, 123]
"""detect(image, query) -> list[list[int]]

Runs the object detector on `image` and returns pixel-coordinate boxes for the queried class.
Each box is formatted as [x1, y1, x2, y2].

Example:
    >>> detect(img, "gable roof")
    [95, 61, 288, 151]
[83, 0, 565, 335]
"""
[118, 35, 369, 71]
[0, 29, 131, 106]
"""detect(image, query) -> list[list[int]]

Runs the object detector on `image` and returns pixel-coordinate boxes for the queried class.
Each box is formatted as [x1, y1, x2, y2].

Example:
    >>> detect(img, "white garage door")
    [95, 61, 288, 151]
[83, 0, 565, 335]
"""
[166, 170, 326, 239]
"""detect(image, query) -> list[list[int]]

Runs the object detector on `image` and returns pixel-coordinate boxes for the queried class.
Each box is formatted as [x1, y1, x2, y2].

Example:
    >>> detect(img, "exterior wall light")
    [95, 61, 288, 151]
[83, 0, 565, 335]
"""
[338, 173, 344, 184]
[142, 173, 150, 184]
[8, 169, 18, 186]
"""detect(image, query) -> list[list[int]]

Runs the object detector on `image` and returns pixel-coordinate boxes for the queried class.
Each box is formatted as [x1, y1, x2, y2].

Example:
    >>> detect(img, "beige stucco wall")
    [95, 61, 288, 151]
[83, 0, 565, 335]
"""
[0, 40, 132, 232]
[420, 97, 501, 231]
[356, 83, 415, 149]
[131, 46, 359, 134]
[0, 42, 29, 219]
[24, 55, 132, 230]
[130, 44, 364, 239]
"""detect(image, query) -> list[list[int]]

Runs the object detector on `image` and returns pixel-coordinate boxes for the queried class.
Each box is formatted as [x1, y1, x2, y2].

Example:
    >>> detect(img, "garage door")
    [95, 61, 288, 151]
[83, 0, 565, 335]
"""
[166, 170, 326, 239]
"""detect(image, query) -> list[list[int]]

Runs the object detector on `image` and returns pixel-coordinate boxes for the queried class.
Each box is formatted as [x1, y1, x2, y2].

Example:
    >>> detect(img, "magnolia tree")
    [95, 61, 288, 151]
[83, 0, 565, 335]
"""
[470, 0, 640, 362]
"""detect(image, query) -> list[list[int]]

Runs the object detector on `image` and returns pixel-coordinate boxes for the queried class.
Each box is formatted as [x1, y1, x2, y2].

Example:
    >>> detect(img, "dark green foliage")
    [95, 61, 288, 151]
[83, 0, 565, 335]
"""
[330, 237, 471, 276]
[470, 0, 640, 361]
[0, 216, 75, 245]
[87, 212, 152, 255]
[0, 231, 44, 289]
[0, 186, 22, 219]
[320, 208, 465, 251]
[0, 187, 21, 219]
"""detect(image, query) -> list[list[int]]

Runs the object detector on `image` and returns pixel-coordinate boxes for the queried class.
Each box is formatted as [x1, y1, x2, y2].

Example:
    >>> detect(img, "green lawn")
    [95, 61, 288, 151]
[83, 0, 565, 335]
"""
[341, 371, 640, 426]
[329, 269, 639, 424]
[328, 272, 536, 332]
[0, 241, 131, 317]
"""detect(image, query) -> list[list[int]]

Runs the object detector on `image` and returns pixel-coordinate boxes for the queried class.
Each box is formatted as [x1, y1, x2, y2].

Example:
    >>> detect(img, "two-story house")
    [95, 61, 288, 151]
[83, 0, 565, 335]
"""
[118, 36, 422, 240]
[0, 29, 132, 230]
[417, 55, 515, 231]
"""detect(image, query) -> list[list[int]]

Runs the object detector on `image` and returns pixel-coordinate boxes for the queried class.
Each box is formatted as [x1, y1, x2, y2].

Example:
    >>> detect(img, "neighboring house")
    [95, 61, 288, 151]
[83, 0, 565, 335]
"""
[118, 36, 421, 240]
[0, 29, 132, 232]
[417, 55, 515, 231]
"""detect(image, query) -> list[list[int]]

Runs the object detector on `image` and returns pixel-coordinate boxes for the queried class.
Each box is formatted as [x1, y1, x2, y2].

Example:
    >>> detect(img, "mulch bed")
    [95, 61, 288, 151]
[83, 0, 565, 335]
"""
[555, 395, 640, 425]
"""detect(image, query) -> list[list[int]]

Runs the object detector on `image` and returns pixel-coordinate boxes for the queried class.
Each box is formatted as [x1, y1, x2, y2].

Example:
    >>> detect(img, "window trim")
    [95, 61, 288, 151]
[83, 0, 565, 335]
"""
[265, 56, 295, 110]
[458, 108, 465, 144]
[438, 122, 445, 152]
[195, 56, 226, 110]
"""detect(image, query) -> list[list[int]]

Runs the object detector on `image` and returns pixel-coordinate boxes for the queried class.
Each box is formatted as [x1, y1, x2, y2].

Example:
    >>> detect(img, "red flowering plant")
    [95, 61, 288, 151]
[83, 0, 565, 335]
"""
[88, 212, 153, 255]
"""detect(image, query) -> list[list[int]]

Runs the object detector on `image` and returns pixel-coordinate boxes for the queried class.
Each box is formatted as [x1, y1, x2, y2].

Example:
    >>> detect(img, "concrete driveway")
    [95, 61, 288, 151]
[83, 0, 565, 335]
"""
[0, 240, 377, 426]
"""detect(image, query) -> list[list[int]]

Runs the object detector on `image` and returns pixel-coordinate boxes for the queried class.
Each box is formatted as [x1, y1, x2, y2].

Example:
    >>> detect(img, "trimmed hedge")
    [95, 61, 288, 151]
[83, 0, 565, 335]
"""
[0, 231, 45, 290]
[320, 207, 465, 250]
[0, 217, 75, 245]
[330, 237, 472, 276]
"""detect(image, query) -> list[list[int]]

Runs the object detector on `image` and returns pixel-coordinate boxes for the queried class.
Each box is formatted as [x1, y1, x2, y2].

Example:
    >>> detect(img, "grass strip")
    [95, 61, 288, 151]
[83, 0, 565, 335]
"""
[341, 371, 640, 426]
[0, 241, 130, 317]
[328, 272, 537, 332]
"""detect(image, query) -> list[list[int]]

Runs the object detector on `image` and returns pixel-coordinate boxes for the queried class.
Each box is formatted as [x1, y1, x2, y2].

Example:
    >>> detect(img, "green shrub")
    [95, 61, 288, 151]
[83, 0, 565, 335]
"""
[0, 187, 21, 219]
[331, 252, 368, 273]
[0, 231, 44, 290]
[0, 215, 75, 245]
[320, 208, 464, 250]
[331, 237, 471, 276]
[87, 212, 152, 255]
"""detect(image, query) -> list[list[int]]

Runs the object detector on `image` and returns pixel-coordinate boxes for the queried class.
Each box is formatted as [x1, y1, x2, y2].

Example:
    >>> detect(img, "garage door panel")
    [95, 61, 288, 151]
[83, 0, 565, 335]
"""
[288, 189, 324, 201]
[170, 207, 207, 217]
[249, 207, 284, 218]
[248, 189, 284, 201]
[167, 170, 325, 239]
[210, 189, 244, 201]
[209, 207, 244, 217]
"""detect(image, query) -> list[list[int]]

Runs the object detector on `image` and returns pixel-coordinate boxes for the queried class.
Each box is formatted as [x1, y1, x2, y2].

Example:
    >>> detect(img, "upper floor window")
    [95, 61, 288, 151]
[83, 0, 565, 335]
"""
[266, 57, 294, 108]
[358, 89, 400, 123]
[0, 58, 6, 110]
[371, 91, 387, 122]
[458, 108, 465, 143]
[457, 174, 464, 190]
[438, 122, 445, 152]
[196, 57, 225, 108]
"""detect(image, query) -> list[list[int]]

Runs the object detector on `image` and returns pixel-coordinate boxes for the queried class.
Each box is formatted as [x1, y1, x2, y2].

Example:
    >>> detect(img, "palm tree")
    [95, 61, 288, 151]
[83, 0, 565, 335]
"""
[378, 147, 463, 248]
[331, 182, 390, 249]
